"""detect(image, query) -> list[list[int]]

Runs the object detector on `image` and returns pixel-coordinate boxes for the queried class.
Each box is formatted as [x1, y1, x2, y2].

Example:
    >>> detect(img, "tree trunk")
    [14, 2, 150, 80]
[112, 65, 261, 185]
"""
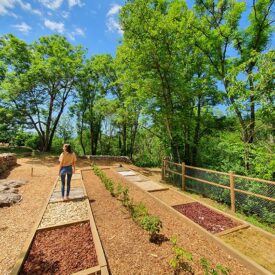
[192, 96, 201, 166]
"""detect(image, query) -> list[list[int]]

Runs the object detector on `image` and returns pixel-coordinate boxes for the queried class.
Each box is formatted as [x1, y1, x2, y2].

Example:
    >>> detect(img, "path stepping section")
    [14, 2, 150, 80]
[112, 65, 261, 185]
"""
[115, 167, 168, 192]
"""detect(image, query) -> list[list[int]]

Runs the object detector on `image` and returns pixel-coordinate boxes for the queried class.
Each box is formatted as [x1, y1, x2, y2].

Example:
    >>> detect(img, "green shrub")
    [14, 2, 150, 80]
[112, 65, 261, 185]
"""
[141, 215, 162, 241]
[200, 257, 230, 275]
[169, 236, 193, 274]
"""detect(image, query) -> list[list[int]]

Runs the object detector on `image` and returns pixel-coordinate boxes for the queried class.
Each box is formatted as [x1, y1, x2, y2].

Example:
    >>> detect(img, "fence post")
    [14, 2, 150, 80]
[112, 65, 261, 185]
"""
[161, 159, 165, 180]
[229, 171, 236, 212]
[182, 162, 186, 191]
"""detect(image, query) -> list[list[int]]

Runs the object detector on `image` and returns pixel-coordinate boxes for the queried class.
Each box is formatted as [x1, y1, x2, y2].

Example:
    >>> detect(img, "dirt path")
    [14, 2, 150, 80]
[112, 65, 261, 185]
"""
[83, 168, 252, 275]
[0, 158, 59, 275]
[0, 157, 91, 275]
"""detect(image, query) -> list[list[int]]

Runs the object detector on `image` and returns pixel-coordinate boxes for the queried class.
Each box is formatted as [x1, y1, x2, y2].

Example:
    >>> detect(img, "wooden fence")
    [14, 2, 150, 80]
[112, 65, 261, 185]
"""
[162, 159, 275, 213]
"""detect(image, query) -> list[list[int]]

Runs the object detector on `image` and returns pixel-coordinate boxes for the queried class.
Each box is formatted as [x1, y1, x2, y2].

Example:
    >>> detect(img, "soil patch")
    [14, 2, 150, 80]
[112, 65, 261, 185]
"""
[173, 202, 240, 234]
[153, 190, 194, 206]
[20, 222, 98, 275]
[221, 228, 275, 273]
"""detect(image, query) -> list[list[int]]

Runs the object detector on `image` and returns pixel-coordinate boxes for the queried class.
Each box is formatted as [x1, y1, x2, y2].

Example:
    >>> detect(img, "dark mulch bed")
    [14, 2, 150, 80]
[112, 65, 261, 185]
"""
[20, 222, 98, 275]
[173, 202, 240, 234]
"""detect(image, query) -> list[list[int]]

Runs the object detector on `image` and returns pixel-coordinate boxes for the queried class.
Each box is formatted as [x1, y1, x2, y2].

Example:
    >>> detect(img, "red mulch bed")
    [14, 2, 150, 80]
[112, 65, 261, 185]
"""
[20, 222, 98, 275]
[173, 202, 240, 234]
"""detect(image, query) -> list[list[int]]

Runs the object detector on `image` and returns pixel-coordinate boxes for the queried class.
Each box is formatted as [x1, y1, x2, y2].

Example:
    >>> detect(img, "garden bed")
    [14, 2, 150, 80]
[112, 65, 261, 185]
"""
[173, 202, 241, 234]
[20, 222, 98, 275]
[82, 168, 253, 275]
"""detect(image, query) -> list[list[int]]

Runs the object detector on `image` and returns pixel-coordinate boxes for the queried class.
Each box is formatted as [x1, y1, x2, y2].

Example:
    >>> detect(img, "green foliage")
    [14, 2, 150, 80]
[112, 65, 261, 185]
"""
[10, 131, 30, 146]
[169, 236, 194, 274]
[25, 134, 41, 150]
[0, 34, 84, 152]
[141, 215, 163, 240]
[132, 202, 148, 223]
[200, 257, 230, 275]
[92, 164, 163, 242]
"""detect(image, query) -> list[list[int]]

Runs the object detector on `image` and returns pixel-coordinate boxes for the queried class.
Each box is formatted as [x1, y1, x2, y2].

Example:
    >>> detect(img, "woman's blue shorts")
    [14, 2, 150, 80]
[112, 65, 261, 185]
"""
[60, 165, 73, 175]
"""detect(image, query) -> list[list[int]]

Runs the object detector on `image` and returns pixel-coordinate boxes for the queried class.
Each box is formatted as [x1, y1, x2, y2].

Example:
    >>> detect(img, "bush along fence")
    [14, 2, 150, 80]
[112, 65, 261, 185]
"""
[92, 164, 162, 242]
[162, 159, 275, 224]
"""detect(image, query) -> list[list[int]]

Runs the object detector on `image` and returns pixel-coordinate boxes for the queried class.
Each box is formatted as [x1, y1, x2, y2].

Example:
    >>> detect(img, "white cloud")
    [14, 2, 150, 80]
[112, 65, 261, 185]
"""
[12, 22, 31, 33]
[106, 17, 123, 35]
[68, 26, 85, 40]
[44, 19, 64, 33]
[61, 11, 69, 18]
[18, 1, 42, 16]
[68, 0, 83, 8]
[39, 0, 63, 10]
[74, 27, 84, 36]
[0, 0, 15, 16]
[107, 4, 121, 17]
[106, 4, 123, 35]
[0, 0, 42, 17]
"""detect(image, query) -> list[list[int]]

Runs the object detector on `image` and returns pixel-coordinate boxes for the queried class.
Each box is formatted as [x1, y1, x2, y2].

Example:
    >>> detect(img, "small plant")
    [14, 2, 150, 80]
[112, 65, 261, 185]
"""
[121, 187, 130, 206]
[132, 202, 148, 224]
[113, 182, 124, 198]
[141, 215, 162, 242]
[169, 237, 194, 275]
[200, 257, 230, 275]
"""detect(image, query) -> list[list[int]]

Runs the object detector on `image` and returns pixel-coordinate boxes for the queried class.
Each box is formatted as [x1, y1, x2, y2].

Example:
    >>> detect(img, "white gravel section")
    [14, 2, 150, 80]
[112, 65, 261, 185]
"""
[39, 200, 89, 228]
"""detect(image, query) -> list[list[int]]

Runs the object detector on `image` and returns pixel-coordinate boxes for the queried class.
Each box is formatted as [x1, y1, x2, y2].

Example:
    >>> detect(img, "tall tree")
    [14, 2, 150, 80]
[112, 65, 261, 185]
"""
[0, 34, 84, 151]
[191, 0, 274, 169]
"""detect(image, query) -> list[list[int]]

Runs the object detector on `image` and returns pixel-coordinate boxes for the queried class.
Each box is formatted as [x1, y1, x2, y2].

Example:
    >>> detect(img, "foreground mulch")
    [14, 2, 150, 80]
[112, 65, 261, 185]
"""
[20, 222, 98, 275]
[83, 168, 252, 275]
[173, 202, 240, 234]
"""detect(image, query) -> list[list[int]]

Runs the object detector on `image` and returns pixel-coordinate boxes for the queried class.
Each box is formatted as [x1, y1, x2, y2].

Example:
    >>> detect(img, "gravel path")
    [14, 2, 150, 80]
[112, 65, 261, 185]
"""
[83, 169, 253, 275]
[39, 200, 88, 228]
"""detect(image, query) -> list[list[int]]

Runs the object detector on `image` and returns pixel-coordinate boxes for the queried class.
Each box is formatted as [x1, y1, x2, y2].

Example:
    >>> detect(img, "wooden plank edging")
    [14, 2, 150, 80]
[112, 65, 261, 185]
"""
[37, 218, 90, 231]
[215, 224, 250, 237]
[81, 169, 109, 274]
[72, 265, 101, 275]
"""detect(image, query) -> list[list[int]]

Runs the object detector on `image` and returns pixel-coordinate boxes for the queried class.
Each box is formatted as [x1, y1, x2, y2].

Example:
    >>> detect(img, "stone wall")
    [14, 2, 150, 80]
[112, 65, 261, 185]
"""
[83, 155, 132, 165]
[0, 153, 17, 175]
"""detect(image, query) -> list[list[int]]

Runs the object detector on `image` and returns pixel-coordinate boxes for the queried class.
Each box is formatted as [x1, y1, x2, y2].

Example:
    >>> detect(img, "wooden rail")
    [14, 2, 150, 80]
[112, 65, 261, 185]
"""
[162, 159, 275, 212]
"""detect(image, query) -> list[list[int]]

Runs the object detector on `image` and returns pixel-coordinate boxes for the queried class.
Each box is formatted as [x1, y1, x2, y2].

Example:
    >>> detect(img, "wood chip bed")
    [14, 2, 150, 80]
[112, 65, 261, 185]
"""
[173, 202, 241, 234]
[20, 222, 98, 275]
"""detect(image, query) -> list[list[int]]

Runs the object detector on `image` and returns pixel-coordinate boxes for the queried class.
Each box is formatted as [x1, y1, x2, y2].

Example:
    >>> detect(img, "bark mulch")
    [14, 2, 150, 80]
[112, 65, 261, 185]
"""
[20, 222, 98, 275]
[173, 202, 240, 234]
[83, 169, 252, 275]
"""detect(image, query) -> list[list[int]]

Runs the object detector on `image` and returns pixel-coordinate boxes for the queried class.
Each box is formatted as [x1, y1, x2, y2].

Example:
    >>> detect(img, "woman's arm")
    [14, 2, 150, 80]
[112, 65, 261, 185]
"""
[72, 153, 76, 174]
[59, 153, 64, 175]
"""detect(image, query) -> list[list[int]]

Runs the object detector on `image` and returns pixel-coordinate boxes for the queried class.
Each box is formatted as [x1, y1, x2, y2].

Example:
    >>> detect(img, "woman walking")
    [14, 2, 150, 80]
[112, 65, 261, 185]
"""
[59, 144, 77, 200]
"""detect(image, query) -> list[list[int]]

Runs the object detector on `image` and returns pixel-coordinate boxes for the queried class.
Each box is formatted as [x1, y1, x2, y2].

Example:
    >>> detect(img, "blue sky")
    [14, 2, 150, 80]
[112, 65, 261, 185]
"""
[0, 0, 126, 56]
[0, 1, 273, 57]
